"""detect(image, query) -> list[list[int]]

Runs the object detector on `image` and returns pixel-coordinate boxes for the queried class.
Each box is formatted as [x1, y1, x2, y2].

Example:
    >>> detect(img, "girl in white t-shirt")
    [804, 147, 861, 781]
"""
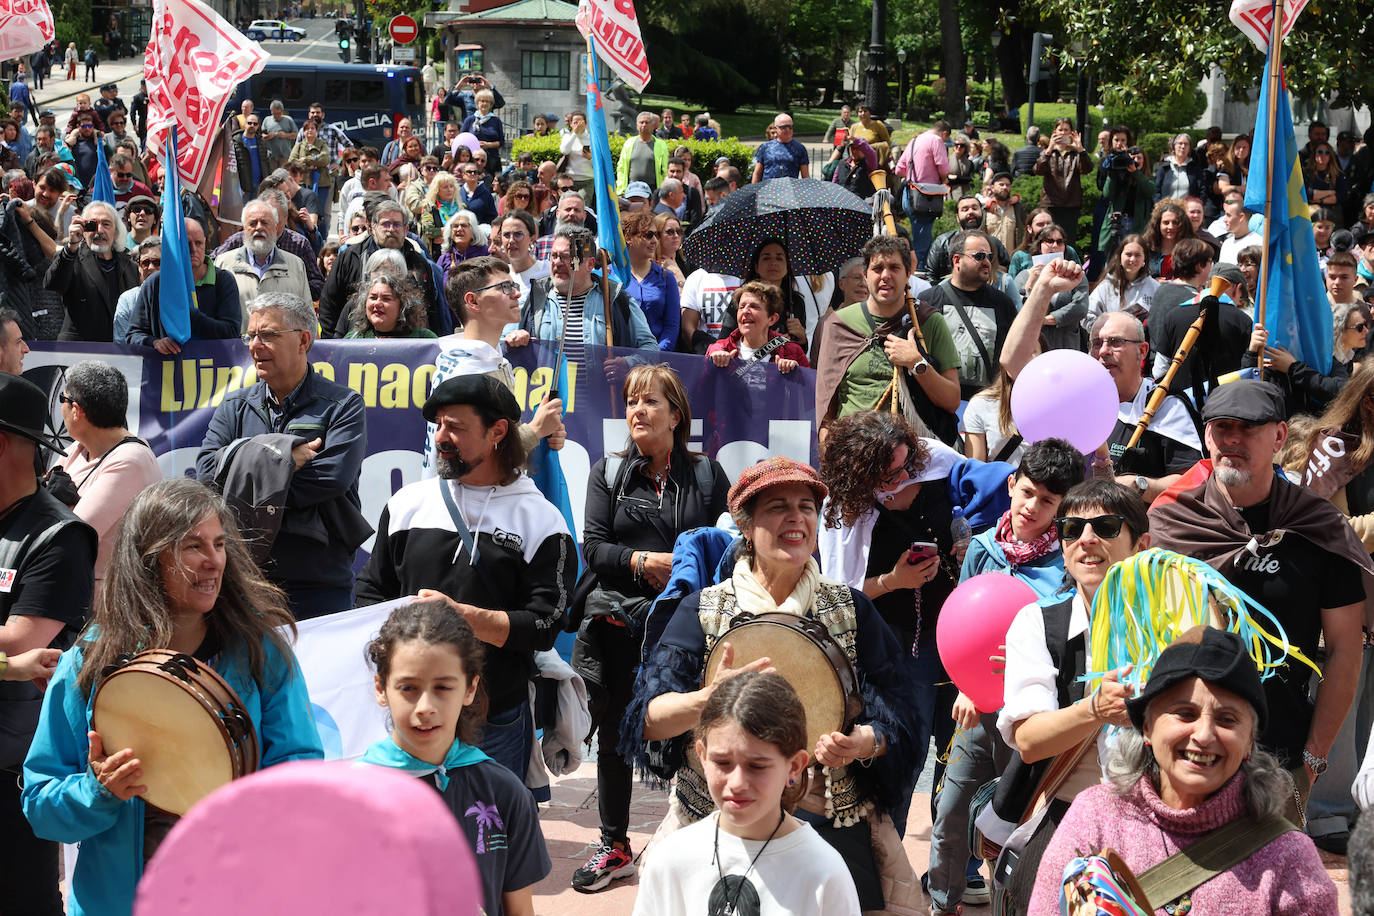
[632, 671, 860, 916]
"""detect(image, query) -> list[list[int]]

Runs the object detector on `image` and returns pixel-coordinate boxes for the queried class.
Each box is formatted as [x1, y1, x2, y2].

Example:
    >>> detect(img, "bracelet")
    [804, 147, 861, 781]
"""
[634, 551, 647, 583]
[0, 651, 6, 679]
[858, 729, 880, 767]
[876, 573, 891, 594]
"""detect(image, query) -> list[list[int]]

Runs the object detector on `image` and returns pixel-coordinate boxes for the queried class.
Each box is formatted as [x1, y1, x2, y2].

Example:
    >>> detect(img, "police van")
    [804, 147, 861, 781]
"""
[230, 61, 424, 149]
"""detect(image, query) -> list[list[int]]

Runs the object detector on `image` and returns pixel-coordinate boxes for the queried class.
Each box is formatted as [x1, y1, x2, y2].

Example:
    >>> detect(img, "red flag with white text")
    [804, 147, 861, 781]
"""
[0, 0, 54, 61]
[575, 0, 650, 92]
[144, 0, 269, 186]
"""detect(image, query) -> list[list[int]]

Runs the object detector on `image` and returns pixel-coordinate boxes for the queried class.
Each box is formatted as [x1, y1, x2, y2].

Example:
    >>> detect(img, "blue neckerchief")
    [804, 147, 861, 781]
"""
[358, 735, 489, 790]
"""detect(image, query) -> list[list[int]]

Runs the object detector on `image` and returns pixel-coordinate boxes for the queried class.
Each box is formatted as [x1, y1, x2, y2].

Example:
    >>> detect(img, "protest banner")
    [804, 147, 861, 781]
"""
[26, 340, 817, 560]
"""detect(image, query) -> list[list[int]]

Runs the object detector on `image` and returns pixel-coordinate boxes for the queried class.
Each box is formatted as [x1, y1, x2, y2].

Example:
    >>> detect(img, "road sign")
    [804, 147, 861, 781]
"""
[391, 46, 416, 62]
[388, 14, 417, 44]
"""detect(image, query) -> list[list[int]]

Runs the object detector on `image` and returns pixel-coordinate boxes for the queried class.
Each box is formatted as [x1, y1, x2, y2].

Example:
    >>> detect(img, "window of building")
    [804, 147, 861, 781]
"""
[521, 50, 568, 91]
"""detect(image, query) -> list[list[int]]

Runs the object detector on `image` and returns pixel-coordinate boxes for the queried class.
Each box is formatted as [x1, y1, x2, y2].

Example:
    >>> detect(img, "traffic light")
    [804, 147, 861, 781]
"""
[338, 23, 351, 61]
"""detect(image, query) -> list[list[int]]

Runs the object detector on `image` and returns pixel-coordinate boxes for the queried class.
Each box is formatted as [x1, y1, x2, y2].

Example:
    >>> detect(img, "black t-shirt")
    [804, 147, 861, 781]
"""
[1104, 420, 1202, 478]
[0, 496, 94, 632]
[863, 484, 957, 653]
[434, 758, 552, 914]
[1155, 302, 1253, 391]
[1230, 501, 1365, 766]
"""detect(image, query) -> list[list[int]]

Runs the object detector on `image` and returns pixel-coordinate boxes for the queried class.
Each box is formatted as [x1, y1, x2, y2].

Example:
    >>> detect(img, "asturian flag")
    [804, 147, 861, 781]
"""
[584, 42, 631, 286]
[1229, 0, 1309, 52]
[144, 0, 269, 186]
[1243, 40, 1332, 375]
[0, 0, 53, 61]
[575, 0, 650, 92]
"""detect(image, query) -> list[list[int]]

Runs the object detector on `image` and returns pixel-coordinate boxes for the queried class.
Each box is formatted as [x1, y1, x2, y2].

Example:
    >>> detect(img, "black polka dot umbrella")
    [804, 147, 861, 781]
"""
[681, 176, 873, 278]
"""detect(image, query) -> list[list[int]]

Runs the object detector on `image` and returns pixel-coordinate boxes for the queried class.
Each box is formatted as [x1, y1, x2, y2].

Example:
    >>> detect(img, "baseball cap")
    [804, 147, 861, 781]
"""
[623, 181, 652, 200]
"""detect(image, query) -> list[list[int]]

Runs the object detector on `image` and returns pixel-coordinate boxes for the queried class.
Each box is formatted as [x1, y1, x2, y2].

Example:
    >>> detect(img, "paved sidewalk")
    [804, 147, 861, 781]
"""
[530, 759, 1354, 914]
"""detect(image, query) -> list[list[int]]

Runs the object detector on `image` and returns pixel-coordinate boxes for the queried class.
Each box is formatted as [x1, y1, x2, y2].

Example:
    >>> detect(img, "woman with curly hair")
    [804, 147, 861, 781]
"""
[22, 478, 323, 915]
[817, 410, 1013, 826]
[436, 209, 490, 288]
[1142, 200, 1195, 279]
[344, 273, 436, 339]
[501, 179, 536, 218]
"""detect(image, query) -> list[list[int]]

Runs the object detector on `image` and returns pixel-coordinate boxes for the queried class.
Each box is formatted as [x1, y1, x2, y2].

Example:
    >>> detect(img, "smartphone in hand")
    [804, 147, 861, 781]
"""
[907, 541, 939, 563]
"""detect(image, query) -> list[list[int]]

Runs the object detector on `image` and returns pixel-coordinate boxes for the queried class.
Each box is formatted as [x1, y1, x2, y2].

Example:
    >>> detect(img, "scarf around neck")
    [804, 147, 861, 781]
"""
[731, 556, 820, 617]
[994, 509, 1059, 565]
[358, 734, 489, 790]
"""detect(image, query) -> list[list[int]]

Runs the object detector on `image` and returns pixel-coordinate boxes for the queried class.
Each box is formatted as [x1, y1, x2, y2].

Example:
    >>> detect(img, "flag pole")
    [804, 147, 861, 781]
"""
[1254, 0, 1286, 380]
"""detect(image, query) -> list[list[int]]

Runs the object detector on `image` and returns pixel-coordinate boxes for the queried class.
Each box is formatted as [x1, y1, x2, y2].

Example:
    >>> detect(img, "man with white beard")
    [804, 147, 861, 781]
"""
[318, 197, 442, 337]
[214, 199, 311, 322]
[44, 200, 139, 341]
[125, 218, 241, 352]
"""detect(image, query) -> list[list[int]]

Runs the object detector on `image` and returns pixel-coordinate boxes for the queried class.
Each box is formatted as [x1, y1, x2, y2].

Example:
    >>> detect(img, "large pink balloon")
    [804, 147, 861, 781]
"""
[1009, 349, 1120, 453]
[136, 761, 481, 916]
[936, 573, 1039, 712]
[452, 132, 482, 154]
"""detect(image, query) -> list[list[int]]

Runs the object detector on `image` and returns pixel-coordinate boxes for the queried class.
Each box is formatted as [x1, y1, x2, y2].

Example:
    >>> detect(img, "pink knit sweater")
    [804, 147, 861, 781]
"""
[1029, 774, 1338, 915]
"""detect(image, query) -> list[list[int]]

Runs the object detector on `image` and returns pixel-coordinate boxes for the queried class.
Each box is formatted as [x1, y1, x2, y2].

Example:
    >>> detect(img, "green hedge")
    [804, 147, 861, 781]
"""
[1102, 87, 1207, 138]
[1140, 131, 1206, 165]
[510, 134, 756, 185]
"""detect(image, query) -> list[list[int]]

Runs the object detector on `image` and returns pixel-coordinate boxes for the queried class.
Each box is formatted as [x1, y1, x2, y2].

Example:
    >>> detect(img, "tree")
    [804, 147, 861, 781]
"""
[1020, 0, 1371, 109]
[938, 0, 965, 118]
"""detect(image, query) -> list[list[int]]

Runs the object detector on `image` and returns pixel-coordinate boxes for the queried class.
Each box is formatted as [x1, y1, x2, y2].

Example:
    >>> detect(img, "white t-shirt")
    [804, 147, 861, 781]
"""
[515, 259, 551, 294]
[963, 394, 1023, 466]
[632, 813, 859, 916]
[1218, 230, 1260, 265]
[681, 270, 741, 337]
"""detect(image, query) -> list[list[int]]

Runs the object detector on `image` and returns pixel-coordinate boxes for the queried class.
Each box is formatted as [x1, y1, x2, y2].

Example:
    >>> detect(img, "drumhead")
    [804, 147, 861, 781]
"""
[93, 670, 238, 815]
[704, 621, 846, 762]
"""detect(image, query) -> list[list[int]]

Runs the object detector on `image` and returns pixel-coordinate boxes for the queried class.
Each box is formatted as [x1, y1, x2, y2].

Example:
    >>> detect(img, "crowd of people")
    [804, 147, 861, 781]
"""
[2, 79, 1374, 916]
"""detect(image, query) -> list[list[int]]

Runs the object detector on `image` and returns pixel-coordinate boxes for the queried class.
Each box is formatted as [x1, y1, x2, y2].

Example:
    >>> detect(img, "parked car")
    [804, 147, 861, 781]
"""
[246, 19, 306, 41]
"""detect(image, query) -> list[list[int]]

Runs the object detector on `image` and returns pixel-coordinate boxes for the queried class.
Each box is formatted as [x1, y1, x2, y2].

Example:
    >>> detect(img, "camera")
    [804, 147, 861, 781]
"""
[83, 220, 98, 232]
[1101, 150, 1134, 173]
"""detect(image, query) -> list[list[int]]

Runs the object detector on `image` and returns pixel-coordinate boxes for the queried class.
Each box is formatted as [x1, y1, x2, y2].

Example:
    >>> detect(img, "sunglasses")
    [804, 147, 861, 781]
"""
[138, 257, 161, 269]
[660, 227, 682, 236]
[129, 205, 156, 216]
[878, 452, 922, 488]
[1348, 322, 1368, 332]
[58, 393, 76, 405]
[959, 250, 992, 262]
[1089, 335, 1144, 352]
[1055, 514, 1127, 542]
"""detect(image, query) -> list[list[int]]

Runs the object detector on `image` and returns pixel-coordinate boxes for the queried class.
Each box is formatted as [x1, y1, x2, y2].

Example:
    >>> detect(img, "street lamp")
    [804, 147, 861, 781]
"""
[897, 48, 907, 119]
[864, 0, 887, 118]
[990, 30, 1001, 127]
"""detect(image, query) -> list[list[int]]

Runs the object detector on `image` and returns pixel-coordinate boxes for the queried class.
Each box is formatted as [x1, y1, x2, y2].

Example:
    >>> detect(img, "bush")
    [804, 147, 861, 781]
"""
[911, 85, 937, 112]
[1140, 130, 1205, 164]
[1102, 87, 1208, 137]
[510, 134, 755, 185]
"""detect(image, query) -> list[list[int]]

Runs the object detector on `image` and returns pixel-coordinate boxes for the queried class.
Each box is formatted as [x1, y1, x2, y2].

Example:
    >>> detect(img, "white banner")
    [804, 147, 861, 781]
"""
[0, 0, 53, 62]
[1229, 0, 1309, 52]
[575, 0, 650, 92]
[144, 0, 269, 186]
[287, 599, 413, 761]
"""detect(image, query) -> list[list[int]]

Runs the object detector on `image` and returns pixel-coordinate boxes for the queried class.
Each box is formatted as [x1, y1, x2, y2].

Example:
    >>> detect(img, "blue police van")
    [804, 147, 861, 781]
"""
[230, 61, 425, 149]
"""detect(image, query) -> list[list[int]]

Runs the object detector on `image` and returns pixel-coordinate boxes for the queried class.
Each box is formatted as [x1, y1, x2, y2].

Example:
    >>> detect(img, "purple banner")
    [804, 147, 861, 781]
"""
[26, 340, 816, 558]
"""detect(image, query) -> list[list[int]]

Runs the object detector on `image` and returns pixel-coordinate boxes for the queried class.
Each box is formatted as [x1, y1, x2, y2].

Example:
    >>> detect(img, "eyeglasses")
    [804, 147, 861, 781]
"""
[1089, 335, 1145, 352]
[1055, 514, 1127, 542]
[241, 328, 301, 345]
[57, 393, 76, 406]
[474, 279, 519, 295]
[958, 250, 992, 262]
[549, 252, 579, 264]
[1041, 237, 1066, 246]
[376, 219, 405, 230]
[138, 257, 161, 269]
[776, 124, 794, 130]
[878, 451, 922, 488]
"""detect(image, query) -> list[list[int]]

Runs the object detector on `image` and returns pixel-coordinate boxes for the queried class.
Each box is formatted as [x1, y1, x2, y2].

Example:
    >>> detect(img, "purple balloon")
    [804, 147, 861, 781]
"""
[1009, 349, 1119, 453]
[452, 132, 482, 154]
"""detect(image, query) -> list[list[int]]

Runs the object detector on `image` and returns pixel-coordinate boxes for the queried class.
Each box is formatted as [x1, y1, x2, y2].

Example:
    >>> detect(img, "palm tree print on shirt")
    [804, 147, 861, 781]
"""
[464, 801, 507, 853]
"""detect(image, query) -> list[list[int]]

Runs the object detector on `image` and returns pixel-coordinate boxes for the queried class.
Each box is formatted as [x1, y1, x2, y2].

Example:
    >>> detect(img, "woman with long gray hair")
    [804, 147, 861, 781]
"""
[22, 477, 323, 915]
[344, 273, 434, 339]
[1028, 627, 1336, 915]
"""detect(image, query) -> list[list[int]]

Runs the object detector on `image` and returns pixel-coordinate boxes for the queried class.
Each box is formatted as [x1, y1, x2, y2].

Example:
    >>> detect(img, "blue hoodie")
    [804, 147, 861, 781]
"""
[959, 526, 1069, 600]
[22, 634, 324, 916]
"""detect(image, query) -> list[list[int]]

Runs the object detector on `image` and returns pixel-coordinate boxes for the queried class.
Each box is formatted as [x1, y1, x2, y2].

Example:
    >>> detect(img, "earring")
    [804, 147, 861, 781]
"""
[788, 778, 795, 786]
[742, 538, 754, 558]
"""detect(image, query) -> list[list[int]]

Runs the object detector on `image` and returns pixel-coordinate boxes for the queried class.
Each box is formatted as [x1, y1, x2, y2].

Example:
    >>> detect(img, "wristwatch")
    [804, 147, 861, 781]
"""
[910, 358, 929, 376]
[1303, 749, 1329, 777]
[1133, 474, 1148, 495]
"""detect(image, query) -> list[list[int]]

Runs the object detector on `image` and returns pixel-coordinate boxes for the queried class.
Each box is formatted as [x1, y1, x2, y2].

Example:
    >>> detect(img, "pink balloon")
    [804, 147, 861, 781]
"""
[453, 131, 482, 154]
[136, 761, 481, 916]
[1009, 349, 1120, 453]
[936, 573, 1039, 712]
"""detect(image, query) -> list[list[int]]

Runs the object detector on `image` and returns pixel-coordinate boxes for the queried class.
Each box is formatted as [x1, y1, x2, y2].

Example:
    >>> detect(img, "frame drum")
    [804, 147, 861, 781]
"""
[703, 612, 864, 761]
[92, 650, 259, 815]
